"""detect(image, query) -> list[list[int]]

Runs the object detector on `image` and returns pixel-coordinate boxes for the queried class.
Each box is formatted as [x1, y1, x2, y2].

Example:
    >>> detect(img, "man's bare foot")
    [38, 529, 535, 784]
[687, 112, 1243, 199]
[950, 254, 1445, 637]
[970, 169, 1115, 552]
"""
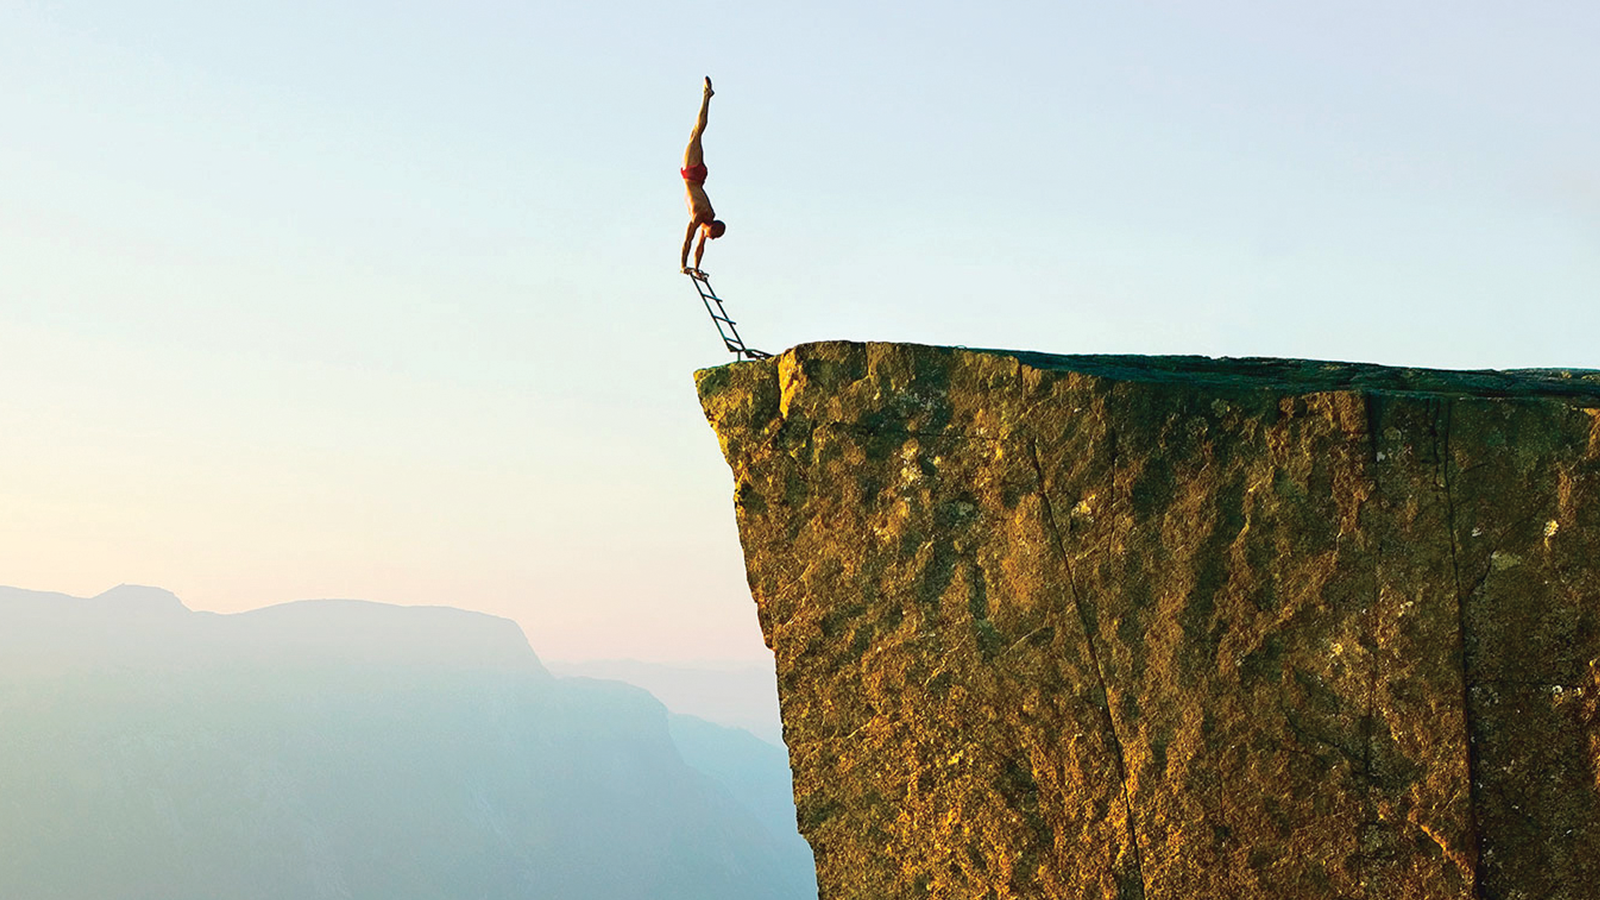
[704, 76, 713, 97]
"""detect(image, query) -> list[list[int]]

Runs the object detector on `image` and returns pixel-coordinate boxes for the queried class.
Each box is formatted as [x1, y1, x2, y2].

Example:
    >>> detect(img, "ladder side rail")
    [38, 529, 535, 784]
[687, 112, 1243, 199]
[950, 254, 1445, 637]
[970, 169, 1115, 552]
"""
[686, 271, 770, 360]
[721, 325, 748, 353]
[698, 281, 745, 337]
[694, 278, 740, 327]
[700, 293, 744, 352]
[699, 295, 740, 348]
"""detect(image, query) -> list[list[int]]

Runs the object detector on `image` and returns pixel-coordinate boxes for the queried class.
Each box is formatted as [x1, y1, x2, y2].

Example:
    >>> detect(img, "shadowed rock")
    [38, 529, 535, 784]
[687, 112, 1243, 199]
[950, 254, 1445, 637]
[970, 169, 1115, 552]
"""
[697, 340, 1600, 900]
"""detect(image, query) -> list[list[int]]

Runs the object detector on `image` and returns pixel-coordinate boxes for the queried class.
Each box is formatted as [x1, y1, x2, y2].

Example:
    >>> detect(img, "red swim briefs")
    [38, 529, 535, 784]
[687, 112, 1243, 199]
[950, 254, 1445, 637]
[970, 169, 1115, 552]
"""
[681, 163, 708, 184]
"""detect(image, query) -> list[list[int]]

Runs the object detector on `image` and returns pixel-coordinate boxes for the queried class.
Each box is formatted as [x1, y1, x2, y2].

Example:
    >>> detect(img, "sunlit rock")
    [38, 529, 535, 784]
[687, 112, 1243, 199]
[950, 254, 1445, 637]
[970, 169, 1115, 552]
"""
[699, 340, 1600, 899]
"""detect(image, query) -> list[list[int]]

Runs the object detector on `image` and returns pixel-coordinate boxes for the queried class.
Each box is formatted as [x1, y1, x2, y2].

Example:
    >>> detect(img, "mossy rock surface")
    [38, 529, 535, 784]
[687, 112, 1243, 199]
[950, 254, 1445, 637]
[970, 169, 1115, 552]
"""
[698, 341, 1600, 900]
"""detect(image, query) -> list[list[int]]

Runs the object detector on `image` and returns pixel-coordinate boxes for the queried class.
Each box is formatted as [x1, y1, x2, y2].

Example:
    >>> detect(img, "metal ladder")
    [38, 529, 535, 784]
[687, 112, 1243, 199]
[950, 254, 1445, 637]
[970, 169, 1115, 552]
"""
[686, 270, 771, 360]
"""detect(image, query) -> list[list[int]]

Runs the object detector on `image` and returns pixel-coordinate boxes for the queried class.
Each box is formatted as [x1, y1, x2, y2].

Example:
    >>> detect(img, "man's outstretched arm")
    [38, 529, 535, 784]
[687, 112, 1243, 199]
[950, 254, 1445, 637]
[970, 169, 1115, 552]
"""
[681, 221, 700, 272]
[692, 228, 709, 272]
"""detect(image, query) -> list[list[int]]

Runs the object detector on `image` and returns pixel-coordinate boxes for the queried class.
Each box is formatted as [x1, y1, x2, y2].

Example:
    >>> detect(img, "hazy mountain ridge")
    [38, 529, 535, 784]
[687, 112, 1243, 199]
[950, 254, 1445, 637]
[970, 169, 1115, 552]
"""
[0, 586, 815, 900]
[546, 658, 784, 745]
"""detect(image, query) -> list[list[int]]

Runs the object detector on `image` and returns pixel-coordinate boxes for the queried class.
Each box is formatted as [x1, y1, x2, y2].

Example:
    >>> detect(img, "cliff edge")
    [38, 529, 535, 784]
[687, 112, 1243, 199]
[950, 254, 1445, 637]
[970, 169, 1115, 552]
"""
[696, 341, 1600, 899]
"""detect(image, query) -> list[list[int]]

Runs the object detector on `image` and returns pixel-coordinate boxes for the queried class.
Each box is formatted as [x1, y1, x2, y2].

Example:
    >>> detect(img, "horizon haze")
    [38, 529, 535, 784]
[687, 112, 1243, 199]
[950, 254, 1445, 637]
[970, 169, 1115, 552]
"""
[0, 583, 815, 899]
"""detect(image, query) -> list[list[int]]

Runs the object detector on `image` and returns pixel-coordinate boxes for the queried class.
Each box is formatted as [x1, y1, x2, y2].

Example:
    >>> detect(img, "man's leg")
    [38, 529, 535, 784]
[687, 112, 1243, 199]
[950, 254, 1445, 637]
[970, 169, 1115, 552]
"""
[682, 78, 713, 168]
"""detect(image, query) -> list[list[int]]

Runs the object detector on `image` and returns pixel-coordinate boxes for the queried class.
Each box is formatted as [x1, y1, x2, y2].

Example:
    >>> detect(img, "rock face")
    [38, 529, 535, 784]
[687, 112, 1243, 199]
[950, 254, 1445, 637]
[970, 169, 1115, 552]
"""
[696, 341, 1600, 900]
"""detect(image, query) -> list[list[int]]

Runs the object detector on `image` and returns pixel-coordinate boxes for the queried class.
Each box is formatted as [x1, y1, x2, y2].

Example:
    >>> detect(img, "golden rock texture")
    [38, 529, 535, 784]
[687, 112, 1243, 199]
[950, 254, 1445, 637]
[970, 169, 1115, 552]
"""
[696, 341, 1600, 900]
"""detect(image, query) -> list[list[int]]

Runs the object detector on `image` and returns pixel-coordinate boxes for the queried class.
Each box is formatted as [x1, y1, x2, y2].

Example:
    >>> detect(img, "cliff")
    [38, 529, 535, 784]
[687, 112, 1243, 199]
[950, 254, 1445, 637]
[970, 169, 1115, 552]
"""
[696, 340, 1600, 900]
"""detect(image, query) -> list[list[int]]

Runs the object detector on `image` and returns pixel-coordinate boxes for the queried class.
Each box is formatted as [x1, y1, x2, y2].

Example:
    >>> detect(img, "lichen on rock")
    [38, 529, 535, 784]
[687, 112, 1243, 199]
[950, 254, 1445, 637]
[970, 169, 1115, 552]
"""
[697, 341, 1600, 900]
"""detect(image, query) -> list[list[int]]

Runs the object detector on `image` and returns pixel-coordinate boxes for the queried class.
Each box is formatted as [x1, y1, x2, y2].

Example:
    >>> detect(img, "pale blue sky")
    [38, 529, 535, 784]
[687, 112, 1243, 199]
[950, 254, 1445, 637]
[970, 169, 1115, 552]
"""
[2, 1, 1596, 660]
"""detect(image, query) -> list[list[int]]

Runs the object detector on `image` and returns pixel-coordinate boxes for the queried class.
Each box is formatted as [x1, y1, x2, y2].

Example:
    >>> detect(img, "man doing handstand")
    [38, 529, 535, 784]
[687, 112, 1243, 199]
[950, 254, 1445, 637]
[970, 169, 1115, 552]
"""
[680, 77, 725, 275]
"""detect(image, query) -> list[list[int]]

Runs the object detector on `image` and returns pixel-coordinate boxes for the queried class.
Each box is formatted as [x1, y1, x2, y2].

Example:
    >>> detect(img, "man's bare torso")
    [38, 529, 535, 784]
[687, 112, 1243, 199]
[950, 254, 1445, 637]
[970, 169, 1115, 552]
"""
[685, 181, 714, 224]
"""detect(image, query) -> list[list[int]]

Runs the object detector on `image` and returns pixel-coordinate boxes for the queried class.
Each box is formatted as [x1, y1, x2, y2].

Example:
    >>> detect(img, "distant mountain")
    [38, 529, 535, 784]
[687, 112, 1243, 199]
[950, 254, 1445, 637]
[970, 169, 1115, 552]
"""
[545, 658, 785, 745]
[0, 586, 816, 900]
[666, 714, 809, 860]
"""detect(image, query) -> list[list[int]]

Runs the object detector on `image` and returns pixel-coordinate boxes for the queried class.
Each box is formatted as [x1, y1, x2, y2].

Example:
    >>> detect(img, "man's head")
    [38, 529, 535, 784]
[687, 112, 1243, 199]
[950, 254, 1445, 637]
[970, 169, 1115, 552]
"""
[708, 220, 727, 239]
